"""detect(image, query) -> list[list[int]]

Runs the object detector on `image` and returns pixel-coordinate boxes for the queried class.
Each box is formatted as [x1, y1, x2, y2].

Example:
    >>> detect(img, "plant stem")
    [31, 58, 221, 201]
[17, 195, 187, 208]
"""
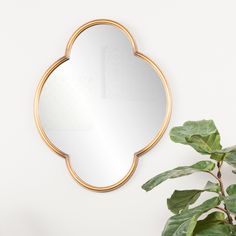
[207, 171, 220, 182]
[207, 162, 233, 224]
[216, 161, 233, 225]
[215, 206, 228, 214]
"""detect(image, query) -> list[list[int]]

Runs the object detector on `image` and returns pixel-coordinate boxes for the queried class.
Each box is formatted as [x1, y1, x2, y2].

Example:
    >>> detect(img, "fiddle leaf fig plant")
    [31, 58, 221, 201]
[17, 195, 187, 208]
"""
[142, 120, 236, 236]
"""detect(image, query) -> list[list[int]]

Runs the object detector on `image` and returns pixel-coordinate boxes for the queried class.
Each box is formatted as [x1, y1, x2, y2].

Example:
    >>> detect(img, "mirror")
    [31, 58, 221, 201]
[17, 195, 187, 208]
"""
[34, 19, 172, 192]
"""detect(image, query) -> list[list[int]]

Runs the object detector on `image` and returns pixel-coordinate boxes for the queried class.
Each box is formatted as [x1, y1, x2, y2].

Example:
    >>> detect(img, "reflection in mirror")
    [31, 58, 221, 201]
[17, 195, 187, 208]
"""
[37, 21, 171, 190]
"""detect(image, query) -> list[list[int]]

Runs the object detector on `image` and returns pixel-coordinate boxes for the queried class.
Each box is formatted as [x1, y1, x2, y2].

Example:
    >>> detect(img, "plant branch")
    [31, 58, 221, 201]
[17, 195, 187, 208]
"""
[207, 162, 233, 224]
[215, 206, 228, 214]
[206, 171, 219, 182]
[215, 206, 233, 224]
[216, 161, 233, 225]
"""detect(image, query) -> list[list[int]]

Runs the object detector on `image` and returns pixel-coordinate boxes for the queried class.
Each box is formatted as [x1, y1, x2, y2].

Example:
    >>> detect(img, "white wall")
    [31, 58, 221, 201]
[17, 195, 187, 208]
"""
[1, 0, 236, 235]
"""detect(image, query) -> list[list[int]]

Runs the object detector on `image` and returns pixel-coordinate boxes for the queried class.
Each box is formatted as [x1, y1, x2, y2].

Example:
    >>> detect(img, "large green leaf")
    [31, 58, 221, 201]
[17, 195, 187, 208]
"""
[212, 148, 236, 166]
[224, 194, 236, 215]
[167, 182, 220, 214]
[210, 153, 224, 161]
[226, 184, 236, 196]
[216, 145, 236, 153]
[193, 211, 230, 236]
[172, 215, 198, 236]
[186, 134, 221, 155]
[167, 190, 202, 214]
[224, 152, 236, 168]
[142, 161, 215, 192]
[194, 224, 235, 236]
[170, 120, 219, 144]
[211, 145, 236, 161]
[170, 120, 222, 155]
[195, 211, 225, 226]
[204, 181, 220, 193]
[162, 197, 221, 236]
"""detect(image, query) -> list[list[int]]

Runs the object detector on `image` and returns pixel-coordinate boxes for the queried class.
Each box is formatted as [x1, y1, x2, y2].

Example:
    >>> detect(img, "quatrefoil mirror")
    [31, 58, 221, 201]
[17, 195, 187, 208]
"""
[34, 19, 172, 192]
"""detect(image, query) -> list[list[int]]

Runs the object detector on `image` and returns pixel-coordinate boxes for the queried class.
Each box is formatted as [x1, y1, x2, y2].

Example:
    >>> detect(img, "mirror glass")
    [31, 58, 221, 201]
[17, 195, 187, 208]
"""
[39, 24, 167, 187]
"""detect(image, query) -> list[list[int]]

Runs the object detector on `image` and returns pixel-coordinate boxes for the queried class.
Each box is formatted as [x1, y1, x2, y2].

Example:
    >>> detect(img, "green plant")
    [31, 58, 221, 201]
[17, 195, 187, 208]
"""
[142, 120, 236, 236]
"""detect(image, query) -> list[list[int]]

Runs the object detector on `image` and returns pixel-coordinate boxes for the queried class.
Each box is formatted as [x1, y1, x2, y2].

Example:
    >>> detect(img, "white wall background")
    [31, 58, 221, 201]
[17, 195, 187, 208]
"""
[0, 0, 236, 235]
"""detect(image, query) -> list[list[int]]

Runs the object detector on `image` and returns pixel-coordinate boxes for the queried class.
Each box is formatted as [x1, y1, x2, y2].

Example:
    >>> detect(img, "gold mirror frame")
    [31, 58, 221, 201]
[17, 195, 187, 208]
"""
[34, 19, 172, 192]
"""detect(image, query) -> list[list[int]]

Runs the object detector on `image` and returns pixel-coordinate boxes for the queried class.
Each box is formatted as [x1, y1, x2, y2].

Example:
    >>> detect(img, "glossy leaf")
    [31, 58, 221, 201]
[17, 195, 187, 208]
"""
[170, 120, 219, 144]
[167, 190, 202, 214]
[226, 184, 236, 196]
[224, 194, 236, 215]
[211, 145, 236, 161]
[195, 211, 225, 225]
[162, 197, 221, 236]
[210, 153, 224, 161]
[224, 152, 236, 168]
[142, 161, 215, 192]
[204, 181, 220, 193]
[186, 134, 221, 155]
[173, 215, 198, 236]
[167, 182, 219, 214]
[193, 211, 227, 235]
[217, 145, 236, 153]
[194, 224, 235, 236]
[170, 120, 222, 155]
